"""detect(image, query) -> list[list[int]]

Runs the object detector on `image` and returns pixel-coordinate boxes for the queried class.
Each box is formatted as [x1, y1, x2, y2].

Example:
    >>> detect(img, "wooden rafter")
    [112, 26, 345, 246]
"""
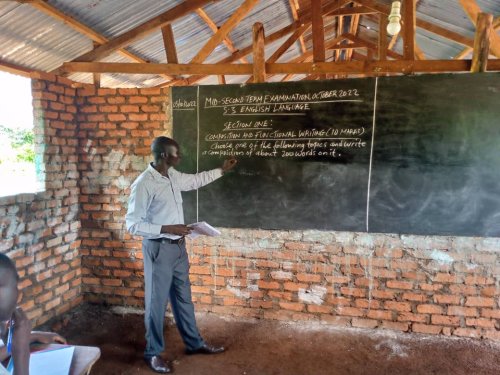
[51, 0, 221, 74]
[379, 12, 388, 60]
[161, 0, 352, 87]
[471, 13, 493, 72]
[455, 17, 500, 59]
[251, 22, 266, 83]
[288, 0, 307, 53]
[312, 0, 325, 62]
[161, 25, 179, 64]
[29, 0, 175, 81]
[355, 0, 475, 49]
[346, 14, 361, 61]
[0, 59, 32, 78]
[402, 0, 416, 60]
[60, 59, 500, 76]
[325, 6, 377, 18]
[190, 0, 258, 64]
[459, 0, 500, 58]
[344, 34, 403, 59]
[195, 8, 248, 63]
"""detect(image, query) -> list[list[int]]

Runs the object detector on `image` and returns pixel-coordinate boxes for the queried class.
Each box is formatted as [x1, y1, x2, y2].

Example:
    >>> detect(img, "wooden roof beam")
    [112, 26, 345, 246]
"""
[355, 0, 475, 49]
[60, 59, 500, 75]
[29, 0, 175, 80]
[0, 59, 32, 78]
[455, 16, 500, 59]
[344, 33, 403, 59]
[190, 0, 258, 63]
[403, 0, 416, 60]
[459, 0, 500, 58]
[288, 0, 307, 53]
[195, 8, 249, 63]
[251, 22, 266, 83]
[471, 13, 493, 72]
[312, 0, 326, 63]
[162, 0, 353, 87]
[52, 0, 221, 74]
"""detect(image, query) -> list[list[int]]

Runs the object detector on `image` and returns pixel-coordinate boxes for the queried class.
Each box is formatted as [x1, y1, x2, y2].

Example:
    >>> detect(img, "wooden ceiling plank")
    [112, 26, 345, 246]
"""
[61, 59, 500, 75]
[471, 13, 493, 72]
[250, 22, 266, 83]
[459, 0, 500, 58]
[402, 0, 416, 60]
[190, 0, 259, 64]
[51, 0, 221, 74]
[288, 0, 307, 53]
[312, 0, 326, 63]
[195, 8, 249, 63]
[355, 0, 475, 49]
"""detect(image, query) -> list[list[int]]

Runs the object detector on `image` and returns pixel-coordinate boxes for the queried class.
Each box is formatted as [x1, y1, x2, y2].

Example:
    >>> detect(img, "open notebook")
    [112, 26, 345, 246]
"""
[5, 346, 74, 375]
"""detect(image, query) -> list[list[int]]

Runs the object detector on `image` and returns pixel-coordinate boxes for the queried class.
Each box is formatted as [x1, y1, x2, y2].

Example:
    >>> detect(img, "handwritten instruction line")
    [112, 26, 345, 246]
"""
[205, 137, 362, 142]
[205, 99, 364, 108]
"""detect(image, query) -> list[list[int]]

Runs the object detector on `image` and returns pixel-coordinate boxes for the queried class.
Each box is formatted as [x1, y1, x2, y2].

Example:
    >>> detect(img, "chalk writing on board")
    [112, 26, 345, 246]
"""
[200, 88, 368, 160]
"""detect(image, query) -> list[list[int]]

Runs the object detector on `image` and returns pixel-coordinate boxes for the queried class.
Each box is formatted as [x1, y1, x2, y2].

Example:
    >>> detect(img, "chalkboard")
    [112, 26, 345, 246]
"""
[173, 73, 500, 237]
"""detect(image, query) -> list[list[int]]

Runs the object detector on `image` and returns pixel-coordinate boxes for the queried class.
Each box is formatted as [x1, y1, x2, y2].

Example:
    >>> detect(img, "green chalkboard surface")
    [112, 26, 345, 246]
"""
[173, 73, 500, 236]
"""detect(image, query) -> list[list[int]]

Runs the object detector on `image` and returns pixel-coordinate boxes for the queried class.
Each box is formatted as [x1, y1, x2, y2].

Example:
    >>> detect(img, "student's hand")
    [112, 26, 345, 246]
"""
[31, 331, 67, 345]
[11, 308, 31, 375]
[161, 224, 192, 236]
[222, 158, 237, 173]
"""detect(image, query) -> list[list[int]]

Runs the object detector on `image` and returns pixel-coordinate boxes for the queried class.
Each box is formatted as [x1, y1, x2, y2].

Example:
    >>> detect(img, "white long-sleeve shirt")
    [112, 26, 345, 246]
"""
[126, 163, 223, 239]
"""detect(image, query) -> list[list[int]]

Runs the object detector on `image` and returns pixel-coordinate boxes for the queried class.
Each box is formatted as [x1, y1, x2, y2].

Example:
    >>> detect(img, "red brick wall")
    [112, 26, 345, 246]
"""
[1, 76, 499, 340]
[76, 85, 169, 306]
[74, 85, 499, 341]
[0, 73, 82, 326]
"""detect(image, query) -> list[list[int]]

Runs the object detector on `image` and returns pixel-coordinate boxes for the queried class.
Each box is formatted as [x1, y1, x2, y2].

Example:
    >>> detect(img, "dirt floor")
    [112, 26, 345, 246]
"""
[42, 304, 500, 375]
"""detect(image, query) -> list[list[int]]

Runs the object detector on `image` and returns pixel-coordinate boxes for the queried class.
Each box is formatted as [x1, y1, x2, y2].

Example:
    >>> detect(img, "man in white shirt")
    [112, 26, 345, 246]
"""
[126, 136, 236, 373]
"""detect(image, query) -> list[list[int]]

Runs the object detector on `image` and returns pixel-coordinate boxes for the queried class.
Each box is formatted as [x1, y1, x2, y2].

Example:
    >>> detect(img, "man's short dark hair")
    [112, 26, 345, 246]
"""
[0, 253, 18, 286]
[151, 136, 178, 160]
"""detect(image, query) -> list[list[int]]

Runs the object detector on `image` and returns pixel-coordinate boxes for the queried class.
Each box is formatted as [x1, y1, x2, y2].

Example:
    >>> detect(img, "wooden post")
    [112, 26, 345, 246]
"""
[92, 41, 101, 88]
[252, 22, 265, 83]
[471, 13, 493, 73]
[378, 12, 388, 61]
[403, 0, 416, 60]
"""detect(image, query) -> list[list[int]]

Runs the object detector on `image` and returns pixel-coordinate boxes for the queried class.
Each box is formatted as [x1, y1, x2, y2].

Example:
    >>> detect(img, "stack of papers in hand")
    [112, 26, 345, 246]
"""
[187, 221, 221, 239]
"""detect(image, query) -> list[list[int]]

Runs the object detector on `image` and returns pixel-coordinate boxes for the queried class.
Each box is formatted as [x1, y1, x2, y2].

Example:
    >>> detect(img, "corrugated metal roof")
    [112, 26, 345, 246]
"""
[0, 0, 498, 87]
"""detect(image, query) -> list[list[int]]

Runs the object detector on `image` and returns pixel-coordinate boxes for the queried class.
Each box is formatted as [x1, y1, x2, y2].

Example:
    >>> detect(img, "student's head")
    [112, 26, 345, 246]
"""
[151, 136, 181, 166]
[0, 254, 18, 321]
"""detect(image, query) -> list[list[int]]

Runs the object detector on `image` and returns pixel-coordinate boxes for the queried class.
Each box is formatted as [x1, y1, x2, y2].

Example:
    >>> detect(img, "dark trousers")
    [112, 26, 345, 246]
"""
[142, 239, 204, 358]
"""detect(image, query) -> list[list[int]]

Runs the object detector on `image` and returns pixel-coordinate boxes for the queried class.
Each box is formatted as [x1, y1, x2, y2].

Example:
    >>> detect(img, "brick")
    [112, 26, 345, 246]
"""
[367, 309, 393, 320]
[257, 280, 280, 290]
[384, 301, 412, 312]
[335, 306, 365, 317]
[402, 293, 427, 302]
[397, 312, 428, 323]
[386, 280, 414, 290]
[352, 318, 378, 328]
[431, 315, 460, 326]
[433, 294, 461, 305]
[417, 304, 443, 314]
[381, 321, 409, 332]
[453, 328, 482, 338]
[465, 296, 495, 307]
[447, 306, 478, 317]
[465, 318, 496, 329]
[279, 302, 304, 312]
[412, 324, 442, 335]
[296, 273, 321, 283]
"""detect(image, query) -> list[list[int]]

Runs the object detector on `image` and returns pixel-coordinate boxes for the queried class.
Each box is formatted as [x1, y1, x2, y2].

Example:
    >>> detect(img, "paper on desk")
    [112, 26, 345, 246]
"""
[187, 221, 221, 239]
[29, 346, 75, 375]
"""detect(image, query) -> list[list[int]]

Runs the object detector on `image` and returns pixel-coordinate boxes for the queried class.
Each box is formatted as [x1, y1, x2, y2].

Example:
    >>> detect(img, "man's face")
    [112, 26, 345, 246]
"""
[164, 144, 181, 166]
[0, 270, 18, 321]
